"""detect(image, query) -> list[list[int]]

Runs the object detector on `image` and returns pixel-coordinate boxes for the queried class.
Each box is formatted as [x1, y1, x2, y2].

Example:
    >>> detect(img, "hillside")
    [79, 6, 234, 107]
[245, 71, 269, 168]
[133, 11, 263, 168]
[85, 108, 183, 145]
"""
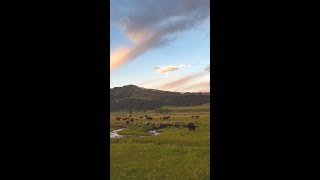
[110, 85, 210, 112]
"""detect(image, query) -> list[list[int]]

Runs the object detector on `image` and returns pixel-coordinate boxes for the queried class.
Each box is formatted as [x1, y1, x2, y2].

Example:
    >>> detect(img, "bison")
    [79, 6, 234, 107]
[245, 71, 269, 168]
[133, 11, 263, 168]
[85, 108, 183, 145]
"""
[146, 116, 153, 120]
[162, 115, 170, 120]
[115, 117, 121, 121]
[187, 122, 196, 131]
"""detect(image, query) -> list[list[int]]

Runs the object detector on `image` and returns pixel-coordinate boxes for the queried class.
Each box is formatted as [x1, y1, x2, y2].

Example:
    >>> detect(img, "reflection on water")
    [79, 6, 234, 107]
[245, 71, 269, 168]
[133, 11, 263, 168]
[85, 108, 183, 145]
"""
[110, 128, 161, 139]
[110, 128, 124, 139]
[148, 130, 161, 136]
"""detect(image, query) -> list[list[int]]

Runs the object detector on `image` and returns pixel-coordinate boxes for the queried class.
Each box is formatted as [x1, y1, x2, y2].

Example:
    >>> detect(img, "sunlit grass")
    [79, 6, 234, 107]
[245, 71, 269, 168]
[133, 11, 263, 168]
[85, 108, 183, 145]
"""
[110, 109, 210, 180]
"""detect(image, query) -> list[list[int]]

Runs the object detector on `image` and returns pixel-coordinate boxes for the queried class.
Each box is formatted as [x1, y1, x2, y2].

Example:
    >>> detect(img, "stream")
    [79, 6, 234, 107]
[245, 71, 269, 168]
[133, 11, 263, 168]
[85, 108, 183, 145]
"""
[110, 128, 125, 139]
[110, 128, 161, 139]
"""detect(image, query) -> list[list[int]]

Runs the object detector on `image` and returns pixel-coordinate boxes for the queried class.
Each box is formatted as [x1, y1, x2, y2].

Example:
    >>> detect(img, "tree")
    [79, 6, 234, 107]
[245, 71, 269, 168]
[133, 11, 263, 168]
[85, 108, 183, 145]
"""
[129, 110, 132, 117]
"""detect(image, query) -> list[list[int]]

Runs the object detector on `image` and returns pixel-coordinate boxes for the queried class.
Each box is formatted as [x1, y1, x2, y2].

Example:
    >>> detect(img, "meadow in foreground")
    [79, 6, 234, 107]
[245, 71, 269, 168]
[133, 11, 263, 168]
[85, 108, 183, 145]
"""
[110, 106, 210, 180]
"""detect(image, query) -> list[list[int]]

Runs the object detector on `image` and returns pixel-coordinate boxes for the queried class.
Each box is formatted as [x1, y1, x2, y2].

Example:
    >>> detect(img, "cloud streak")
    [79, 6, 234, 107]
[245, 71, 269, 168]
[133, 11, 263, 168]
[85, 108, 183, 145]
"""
[156, 73, 204, 90]
[181, 81, 210, 92]
[205, 64, 210, 72]
[153, 65, 184, 73]
[110, 0, 210, 71]
[110, 47, 131, 71]
[155, 65, 210, 91]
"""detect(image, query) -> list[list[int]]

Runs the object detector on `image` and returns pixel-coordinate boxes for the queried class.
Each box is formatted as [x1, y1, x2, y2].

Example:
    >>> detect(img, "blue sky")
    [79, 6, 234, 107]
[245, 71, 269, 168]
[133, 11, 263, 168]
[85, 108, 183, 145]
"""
[110, 0, 210, 92]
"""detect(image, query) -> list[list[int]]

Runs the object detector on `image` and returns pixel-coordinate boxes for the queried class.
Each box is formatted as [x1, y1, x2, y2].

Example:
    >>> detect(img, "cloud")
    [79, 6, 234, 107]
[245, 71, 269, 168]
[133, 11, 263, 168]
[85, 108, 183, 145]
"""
[153, 65, 181, 73]
[135, 77, 164, 87]
[156, 72, 204, 90]
[181, 81, 210, 92]
[110, 47, 131, 71]
[154, 65, 210, 91]
[205, 64, 210, 72]
[110, 0, 210, 71]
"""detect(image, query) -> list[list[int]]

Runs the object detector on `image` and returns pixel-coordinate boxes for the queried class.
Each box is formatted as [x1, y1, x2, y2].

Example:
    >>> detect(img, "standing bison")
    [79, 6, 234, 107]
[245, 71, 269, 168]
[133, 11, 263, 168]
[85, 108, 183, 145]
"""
[162, 115, 170, 120]
[187, 122, 196, 131]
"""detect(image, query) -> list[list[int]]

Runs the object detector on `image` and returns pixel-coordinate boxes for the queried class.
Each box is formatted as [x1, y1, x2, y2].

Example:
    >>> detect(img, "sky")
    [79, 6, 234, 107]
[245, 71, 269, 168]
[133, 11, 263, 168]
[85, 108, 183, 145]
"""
[110, 0, 210, 92]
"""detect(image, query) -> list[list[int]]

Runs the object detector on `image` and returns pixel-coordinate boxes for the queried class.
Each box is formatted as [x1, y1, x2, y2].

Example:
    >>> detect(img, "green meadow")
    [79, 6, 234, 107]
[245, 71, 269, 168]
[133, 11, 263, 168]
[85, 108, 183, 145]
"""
[110, 104, 210, 180]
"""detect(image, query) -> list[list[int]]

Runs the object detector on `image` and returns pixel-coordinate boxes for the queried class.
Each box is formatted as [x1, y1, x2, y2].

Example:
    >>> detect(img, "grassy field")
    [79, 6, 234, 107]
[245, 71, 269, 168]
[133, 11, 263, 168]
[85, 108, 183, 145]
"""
[158, 103, 210, 113]
[110, 105, 210, 180]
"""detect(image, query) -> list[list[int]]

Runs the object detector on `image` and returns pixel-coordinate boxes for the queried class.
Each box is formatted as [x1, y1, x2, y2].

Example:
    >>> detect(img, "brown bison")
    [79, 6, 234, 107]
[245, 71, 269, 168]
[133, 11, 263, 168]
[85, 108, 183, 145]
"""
[162, 115, 170, 120]
[187, 122, 196, 131]
[146, 116, 153, 120]
[115, 117, 121, 121]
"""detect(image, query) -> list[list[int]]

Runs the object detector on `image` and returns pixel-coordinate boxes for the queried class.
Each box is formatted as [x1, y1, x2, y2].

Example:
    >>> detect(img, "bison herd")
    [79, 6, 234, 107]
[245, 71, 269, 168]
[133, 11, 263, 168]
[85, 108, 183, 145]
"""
[114, 114, 201, 131]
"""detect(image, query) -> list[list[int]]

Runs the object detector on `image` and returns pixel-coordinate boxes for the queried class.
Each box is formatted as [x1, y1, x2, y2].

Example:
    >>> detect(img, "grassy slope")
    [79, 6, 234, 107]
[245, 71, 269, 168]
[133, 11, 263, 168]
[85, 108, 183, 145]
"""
[110, 107, 210, 180]
[111, 103, 210, 114]
[157, 103, 210, 113]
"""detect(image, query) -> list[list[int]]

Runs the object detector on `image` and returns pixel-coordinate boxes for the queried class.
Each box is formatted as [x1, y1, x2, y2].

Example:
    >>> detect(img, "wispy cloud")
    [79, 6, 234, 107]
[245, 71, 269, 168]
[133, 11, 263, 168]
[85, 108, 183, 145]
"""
[110, 47, 131, 71]
[110, 0, 210, 71]
[157, 73, 203, 90]
[153, 65, 187, 73]
[180, 81, 210, 92]
[205, 64, 210, 72]
[155, 65, 210, 91]
[134, 76, 167, 87]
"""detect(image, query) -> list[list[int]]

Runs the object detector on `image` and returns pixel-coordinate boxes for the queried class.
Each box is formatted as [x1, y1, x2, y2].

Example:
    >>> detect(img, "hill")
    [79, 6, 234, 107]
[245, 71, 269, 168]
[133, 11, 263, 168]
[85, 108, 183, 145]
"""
[110, 85, 210, 112]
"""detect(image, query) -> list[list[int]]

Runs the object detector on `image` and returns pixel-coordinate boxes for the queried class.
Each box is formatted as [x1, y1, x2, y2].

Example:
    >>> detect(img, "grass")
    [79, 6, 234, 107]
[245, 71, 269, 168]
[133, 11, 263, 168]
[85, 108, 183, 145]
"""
[110, 106, 210, 180]
[153, 103, 210, 113]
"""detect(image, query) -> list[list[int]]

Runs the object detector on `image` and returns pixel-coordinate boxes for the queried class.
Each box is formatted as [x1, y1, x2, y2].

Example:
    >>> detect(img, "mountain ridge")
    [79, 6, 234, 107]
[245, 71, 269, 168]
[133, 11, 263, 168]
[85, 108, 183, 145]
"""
[110, 85, 210, 112]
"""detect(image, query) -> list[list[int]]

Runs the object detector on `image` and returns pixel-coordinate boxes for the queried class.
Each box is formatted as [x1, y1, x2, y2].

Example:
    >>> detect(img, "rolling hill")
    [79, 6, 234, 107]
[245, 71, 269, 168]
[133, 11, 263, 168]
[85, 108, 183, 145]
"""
[110, 85, 210, 112]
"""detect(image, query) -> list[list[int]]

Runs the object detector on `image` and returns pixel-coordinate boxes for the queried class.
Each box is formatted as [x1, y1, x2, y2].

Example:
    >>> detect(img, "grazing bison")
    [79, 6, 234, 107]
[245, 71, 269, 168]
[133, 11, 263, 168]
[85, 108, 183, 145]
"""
[162, 115, 170, 120]
[130, 118, 134, 122]
[187, 122, 196, 131]
[115, 117, 121, 121]
[146, 116, 153, 120]
[126, 120, 130, 124]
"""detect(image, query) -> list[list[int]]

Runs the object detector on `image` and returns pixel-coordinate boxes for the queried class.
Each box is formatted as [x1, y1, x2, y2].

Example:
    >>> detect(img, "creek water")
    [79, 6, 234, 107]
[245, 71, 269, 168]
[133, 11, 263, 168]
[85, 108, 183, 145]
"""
[110, 128, 161, 139]
[110, 128, 124, 139]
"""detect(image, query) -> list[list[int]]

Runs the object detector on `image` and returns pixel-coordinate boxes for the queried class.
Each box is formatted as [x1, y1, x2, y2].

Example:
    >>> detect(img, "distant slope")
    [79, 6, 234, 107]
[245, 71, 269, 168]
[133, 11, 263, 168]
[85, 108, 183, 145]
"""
[110, 85, 210, 112]
[152, 103, 210, 113]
